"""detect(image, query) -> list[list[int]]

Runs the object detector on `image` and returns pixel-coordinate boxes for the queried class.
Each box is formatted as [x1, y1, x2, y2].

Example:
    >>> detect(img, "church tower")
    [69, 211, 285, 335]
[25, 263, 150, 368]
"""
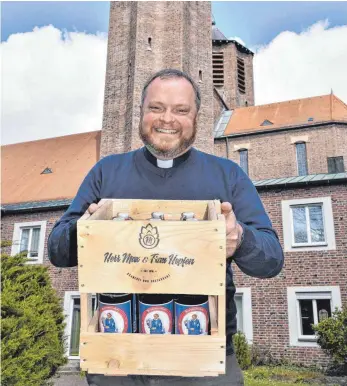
[101, 1, 214, 157]
[212, 20, 254, 110]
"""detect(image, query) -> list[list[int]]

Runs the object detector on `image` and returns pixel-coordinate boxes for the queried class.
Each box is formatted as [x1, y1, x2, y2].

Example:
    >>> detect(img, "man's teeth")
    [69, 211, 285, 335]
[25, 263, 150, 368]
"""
[156, 128, 178, 134]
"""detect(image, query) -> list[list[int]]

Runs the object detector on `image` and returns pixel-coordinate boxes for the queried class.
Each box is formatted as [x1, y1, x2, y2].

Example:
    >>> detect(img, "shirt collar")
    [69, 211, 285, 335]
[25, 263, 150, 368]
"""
[144, 147, 192, 169]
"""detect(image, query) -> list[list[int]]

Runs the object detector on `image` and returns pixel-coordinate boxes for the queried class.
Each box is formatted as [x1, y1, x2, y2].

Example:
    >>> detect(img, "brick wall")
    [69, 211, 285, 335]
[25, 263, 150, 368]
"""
[212, 43, 254, 110]
[215, 124, 347, 180]
[101, 1, 214, 157]
[1, 209, 78, 298]
[234, 183, 347, 366]
[2, 181, 345, 366]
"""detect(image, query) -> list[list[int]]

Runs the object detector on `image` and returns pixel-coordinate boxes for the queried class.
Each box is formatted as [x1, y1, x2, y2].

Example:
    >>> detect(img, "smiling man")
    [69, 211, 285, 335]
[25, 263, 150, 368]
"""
[48, 68, 284, 386]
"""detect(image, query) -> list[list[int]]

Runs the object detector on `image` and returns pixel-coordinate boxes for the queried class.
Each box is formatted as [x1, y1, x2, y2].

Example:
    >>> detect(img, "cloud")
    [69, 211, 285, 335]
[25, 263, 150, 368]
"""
[1, 25, 107, 145]
[253, 20, 347, 105]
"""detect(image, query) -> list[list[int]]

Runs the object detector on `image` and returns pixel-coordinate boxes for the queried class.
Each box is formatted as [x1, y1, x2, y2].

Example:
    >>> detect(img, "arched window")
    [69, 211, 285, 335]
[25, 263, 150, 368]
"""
[239, 148, 248, 175]
[295, 142, 308, 176]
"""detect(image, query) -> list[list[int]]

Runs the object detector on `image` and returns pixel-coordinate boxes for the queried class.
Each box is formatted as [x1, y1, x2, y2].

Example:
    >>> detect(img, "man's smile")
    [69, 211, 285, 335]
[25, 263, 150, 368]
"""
[154, 128, 179, 135]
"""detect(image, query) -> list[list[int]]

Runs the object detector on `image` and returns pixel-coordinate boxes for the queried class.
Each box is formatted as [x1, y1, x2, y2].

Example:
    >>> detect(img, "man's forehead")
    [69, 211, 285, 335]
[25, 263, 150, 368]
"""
[145, 77, 195, 99]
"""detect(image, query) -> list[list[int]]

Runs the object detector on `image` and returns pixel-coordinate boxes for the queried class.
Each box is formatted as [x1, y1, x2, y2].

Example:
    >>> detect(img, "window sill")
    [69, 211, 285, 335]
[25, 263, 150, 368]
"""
[292, 243, 328, 248]
[298, 336, 317, 342]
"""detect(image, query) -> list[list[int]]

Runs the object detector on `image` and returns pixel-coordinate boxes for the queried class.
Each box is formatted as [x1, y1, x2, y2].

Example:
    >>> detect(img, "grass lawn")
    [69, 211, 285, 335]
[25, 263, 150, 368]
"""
[243, 365, 330, 386]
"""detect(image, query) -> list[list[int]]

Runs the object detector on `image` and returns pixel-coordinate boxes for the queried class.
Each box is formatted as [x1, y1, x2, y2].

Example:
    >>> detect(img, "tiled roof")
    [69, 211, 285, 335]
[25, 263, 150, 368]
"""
[2, 173, 345, 213]
[1, 199, 72, 213]
[222, 94, 347, 136]
[1, 131, 101, 204]
[212, 25, 228, 41]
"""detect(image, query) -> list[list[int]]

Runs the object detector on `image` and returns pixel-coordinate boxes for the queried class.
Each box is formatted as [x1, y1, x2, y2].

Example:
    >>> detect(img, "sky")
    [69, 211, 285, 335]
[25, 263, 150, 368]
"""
[1, 1, 347, 145]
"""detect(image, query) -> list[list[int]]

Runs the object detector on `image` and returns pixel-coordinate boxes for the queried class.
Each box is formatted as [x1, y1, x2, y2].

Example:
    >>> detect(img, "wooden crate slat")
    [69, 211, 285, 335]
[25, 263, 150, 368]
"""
[85, 368, 220, 377]
[80, 293, 93, 333]
[110, 199, 221, 221]
[80, 333, 225, 375]
[208, 295, 218, 335]
[78, 220, 225, 294]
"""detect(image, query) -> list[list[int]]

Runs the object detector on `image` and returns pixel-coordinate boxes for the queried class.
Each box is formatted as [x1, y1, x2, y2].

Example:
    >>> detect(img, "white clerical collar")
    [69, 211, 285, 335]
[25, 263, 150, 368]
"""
[157, 158, 174, 168]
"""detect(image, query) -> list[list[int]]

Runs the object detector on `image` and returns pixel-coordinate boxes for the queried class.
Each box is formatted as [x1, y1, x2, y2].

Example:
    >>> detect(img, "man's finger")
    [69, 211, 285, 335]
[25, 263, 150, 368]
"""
[221, 201, 232, 214]
[88, 203, 99, 214]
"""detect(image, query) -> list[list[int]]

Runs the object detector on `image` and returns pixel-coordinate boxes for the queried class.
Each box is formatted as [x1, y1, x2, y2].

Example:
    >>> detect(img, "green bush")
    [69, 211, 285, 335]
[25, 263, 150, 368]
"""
[312, 307, 347, 373]
[233, 331, 252, 370]
[1, 247, 67, 385]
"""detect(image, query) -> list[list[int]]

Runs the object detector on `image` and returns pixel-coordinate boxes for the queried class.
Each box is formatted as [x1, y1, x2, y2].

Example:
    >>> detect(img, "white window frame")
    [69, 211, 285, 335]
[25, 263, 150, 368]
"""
[290, 204, 327, 247]
[11, 221, 47, 264]
[282, 197, 336, 252]
[287, 286, 342, 347]
[64, 292, 96, 360]
[235, 288, 253, 343]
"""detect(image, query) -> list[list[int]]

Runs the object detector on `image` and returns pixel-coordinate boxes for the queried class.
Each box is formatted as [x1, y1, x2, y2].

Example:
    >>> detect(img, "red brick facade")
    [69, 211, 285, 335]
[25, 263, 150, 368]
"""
[215, 124, 347, 180]
[1, 209, 78, 298]
[234, 183, 347, 366]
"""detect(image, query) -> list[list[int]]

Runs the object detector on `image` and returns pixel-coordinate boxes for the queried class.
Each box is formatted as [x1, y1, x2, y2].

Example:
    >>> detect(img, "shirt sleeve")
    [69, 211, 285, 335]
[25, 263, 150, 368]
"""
[47, 162, 102, 268]
[230, 168, 284, 278]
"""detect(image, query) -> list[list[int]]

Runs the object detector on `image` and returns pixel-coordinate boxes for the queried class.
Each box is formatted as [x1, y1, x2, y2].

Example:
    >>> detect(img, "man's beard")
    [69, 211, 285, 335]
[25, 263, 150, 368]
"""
[139, 119, 197, 160]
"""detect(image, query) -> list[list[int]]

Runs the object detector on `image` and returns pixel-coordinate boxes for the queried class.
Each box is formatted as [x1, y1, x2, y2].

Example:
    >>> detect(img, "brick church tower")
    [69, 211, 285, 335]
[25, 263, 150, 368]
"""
[101, 1, 214, 157]
[212, 19, 255, 110]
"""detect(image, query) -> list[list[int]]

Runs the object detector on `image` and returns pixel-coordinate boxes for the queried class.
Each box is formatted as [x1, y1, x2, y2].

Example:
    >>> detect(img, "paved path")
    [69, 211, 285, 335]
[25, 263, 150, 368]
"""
[53, 373, 89, 386]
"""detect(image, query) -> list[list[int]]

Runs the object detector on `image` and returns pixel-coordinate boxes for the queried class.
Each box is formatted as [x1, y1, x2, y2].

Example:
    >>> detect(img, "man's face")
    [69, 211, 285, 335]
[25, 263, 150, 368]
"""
[107, 313, 112, 319]
[139, 77, 198, 159]
[192, 314, 197, 320]
[154, 314, 159, 319]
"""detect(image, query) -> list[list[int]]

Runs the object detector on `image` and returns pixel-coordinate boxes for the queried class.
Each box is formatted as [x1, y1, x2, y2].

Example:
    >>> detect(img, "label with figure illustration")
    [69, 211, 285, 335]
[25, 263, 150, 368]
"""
[99, 300, 132, 333]
[139, 300, 173, 334]
[175, 300, 209, 335]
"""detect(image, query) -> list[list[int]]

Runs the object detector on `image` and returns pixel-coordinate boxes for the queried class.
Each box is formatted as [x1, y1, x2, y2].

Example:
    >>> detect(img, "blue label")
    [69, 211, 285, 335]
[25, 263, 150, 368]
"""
[175, 301, 209, 335]
[139, 300, 173, 334]
[99, 300, 132, 333]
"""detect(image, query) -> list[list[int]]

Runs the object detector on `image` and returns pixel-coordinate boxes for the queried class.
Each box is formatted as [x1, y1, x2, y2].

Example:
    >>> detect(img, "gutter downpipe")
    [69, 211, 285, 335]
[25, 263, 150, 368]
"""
[225, 137, 229, 159]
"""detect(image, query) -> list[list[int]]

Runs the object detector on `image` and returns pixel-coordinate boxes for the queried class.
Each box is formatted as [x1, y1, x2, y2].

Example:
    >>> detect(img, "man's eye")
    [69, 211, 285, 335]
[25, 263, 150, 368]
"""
[177, 109, 188, 114]
[149, 106, 161, 111]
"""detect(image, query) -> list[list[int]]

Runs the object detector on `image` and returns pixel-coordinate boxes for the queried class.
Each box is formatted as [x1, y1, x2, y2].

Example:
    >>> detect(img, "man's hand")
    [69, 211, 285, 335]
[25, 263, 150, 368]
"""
[87, 202, 103, 215]
[220, 202, 243, 258]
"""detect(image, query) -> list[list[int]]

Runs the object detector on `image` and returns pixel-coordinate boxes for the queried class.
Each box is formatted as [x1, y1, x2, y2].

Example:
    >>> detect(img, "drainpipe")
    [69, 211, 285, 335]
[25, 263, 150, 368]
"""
[225, 137, 229, 159]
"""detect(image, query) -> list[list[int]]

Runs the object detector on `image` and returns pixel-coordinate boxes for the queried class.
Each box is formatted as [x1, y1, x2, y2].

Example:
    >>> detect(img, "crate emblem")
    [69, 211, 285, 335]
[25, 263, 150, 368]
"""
[139, 224, 160, 249]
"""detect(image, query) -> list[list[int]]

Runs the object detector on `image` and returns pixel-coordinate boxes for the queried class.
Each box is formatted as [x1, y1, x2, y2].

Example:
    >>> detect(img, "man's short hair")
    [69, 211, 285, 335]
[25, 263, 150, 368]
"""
[141, 69, 201, 112]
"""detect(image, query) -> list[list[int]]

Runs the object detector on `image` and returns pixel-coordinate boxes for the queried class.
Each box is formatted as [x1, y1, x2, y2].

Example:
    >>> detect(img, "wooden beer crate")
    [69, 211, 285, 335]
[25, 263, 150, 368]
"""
[77, 199, 226, 377]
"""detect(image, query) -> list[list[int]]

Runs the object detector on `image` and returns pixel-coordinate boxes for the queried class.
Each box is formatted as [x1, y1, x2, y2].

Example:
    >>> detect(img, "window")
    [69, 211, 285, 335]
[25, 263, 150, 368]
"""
[237, 57, 246, 94]
[11, 221, 47, 264]
[147, 37, 152, 50]
[282, 197, 336, 252]
[239, 149, 248, 175]
[291, 204, 325, 246]
[295, 142, 308, 176]
[235, 288, 253, 343]
[327, 156, 345, 173]
[212, 52, 224, 86]
[287, 286, 342, 347]
[199, 70, 202, 83]
[260, 119, 273, 126]
[64, 292, 96, 358]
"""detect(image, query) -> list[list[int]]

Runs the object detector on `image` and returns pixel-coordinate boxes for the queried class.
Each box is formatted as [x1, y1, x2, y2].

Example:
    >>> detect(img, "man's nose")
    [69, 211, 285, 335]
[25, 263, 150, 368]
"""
[160, 109, 174, 124]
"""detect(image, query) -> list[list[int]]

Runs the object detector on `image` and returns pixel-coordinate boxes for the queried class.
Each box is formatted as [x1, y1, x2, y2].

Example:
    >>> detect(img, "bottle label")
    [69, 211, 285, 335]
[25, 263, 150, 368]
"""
[99, 300, 132, 333]
[175, 301, 209, 335]
[139, 300, 173, 334]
